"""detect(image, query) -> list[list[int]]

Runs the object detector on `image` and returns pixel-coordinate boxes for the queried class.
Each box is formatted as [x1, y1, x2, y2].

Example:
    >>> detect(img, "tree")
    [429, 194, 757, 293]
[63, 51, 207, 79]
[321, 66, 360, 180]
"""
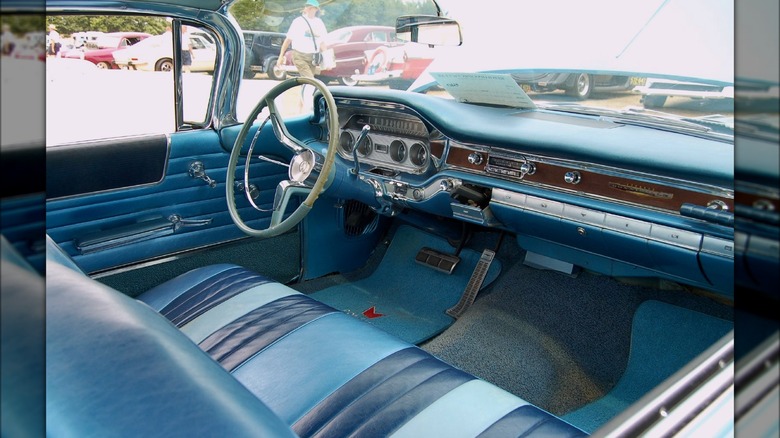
[228, 0, 436, 32]
[45, 15, 168, 37]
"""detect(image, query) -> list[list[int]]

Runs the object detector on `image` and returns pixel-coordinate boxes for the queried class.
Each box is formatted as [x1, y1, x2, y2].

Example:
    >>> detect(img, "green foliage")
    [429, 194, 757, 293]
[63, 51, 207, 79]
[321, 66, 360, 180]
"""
[1, 14, 46, 35]
[229, 0, 436, 33]
[45, 15, 169, 36]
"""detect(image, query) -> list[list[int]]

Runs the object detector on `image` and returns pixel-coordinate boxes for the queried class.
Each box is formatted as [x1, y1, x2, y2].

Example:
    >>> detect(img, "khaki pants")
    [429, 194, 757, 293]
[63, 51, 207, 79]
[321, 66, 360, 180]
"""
[292, 50, 319, 79]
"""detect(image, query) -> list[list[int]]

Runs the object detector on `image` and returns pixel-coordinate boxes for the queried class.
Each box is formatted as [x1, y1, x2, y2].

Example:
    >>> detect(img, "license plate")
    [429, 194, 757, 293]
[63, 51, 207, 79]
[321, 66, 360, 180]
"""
[630, 77, 646, 86]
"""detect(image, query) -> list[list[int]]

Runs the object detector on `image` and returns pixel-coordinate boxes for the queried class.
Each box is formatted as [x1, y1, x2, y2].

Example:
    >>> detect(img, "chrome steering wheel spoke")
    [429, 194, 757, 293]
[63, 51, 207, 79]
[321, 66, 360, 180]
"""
[267, 98, 306, 153]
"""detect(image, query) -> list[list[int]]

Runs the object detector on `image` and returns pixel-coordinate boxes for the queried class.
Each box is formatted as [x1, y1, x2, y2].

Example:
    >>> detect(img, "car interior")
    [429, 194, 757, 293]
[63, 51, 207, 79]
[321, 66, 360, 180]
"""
[1, 1, 777, 437]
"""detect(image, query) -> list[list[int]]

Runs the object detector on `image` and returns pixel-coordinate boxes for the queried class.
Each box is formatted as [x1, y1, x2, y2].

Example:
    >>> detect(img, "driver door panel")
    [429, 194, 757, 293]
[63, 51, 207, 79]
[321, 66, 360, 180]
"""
[46, 129, 291, 274]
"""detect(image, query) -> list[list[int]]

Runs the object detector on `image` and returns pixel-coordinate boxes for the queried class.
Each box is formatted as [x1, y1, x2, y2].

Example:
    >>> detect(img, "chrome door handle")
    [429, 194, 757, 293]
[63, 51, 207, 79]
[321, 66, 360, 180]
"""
[168, 214, 213, 231]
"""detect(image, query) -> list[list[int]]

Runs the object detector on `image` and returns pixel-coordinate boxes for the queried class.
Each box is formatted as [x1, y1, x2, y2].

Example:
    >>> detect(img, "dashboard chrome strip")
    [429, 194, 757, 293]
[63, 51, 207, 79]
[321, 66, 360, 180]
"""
[492, 188, 731, 256]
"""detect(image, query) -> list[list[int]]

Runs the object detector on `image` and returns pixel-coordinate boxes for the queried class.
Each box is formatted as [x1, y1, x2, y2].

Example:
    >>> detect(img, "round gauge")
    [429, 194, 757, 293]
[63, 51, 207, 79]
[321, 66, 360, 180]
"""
[409, 142, 428, 166]
[389, 140, 407, 163]
[356, 134, 373, 157]
[339, 131, 354, 154]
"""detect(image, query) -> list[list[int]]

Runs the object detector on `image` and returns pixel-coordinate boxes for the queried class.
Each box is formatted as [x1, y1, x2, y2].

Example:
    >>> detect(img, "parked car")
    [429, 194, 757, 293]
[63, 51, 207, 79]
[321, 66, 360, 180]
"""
[242, 30, 286, 79]
[3, 0, 778, 437]
[60, 31, 151, 69]
[276, 25, 398, 85]
[70, 30, 103, 49]
[350, 41, 436, 89]
[112, 31, 216, 72]
[512, 72, 637, 99]
[633, 77, 736, 108]
[11, 31, 46, 61]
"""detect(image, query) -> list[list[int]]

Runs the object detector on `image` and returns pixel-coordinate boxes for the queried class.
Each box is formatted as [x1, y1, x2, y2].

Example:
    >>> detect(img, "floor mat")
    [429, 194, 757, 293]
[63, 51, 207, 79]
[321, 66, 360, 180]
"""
[561, 299, 733, 433]
[309, 225, 501, 344]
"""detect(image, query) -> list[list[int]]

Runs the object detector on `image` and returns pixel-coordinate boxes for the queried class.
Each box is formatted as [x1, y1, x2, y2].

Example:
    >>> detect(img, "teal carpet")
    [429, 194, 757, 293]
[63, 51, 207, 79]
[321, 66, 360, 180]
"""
[309, 225, 501, 344]
[562, 299, 733, 433]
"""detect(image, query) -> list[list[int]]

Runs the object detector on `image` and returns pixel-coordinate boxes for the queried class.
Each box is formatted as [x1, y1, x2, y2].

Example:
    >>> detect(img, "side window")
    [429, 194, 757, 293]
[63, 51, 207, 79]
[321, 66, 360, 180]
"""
[45, 15, 216, 146]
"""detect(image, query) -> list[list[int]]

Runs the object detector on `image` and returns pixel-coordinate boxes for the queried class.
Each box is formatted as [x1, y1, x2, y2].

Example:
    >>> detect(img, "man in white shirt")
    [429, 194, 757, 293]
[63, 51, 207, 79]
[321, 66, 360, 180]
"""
[276, 0, 328, 80]
[1, 24, 17, 56]
[47, 24, 61, 56]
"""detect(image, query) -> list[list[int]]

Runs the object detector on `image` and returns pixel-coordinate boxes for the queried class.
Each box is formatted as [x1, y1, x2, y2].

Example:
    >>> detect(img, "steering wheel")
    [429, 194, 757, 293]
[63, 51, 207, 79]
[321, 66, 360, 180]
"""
[226, 77, 339, 238]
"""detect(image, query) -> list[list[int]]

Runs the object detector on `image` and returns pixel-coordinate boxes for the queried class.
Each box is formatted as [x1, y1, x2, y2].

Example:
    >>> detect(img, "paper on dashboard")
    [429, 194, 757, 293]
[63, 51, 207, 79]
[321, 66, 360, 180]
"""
[430, 72, 536, 109]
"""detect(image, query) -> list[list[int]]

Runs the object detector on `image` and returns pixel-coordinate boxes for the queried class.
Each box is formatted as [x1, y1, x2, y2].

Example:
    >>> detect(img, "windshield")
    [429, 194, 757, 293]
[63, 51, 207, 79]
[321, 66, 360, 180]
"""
[232, 0, 742, 139]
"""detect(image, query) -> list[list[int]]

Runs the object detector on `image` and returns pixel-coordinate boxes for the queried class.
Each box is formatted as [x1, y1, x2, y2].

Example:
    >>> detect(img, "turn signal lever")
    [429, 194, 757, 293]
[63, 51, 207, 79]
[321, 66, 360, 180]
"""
[350, 125, 371, 178]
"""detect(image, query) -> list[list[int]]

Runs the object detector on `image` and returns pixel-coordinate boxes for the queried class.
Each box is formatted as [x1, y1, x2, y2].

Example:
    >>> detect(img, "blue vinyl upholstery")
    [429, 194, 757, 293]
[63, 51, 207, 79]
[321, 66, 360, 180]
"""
[46, 236, 588, 437]
[1, 236, 45, 437]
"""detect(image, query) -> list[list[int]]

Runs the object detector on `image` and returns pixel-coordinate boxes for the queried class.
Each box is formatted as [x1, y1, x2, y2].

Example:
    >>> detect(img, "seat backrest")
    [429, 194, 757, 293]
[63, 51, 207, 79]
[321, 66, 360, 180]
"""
[45, 258, 297, 437]
[1, 235, 45, 437]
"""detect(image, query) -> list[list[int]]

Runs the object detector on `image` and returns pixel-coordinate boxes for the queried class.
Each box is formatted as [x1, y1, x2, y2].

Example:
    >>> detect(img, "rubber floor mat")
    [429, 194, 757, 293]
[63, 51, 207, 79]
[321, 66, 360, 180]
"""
[309, 225, 501, 344]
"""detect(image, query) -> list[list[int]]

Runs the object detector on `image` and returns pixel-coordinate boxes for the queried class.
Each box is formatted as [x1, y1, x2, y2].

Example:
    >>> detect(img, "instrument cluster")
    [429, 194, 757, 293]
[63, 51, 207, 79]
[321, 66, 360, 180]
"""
[337, 113, 431, 175]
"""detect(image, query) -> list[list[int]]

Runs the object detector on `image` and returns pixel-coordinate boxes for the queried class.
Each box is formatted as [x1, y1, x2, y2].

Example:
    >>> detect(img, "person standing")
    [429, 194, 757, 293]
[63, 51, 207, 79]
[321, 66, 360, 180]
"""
[1, 23, 16, 56]
[276, 0, 328, 80]
[47, 24, 61, 57]
[181, 25, 193, 73]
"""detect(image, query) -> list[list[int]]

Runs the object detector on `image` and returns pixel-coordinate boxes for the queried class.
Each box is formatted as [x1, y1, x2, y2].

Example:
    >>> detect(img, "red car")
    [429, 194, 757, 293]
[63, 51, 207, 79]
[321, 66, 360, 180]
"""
[350, 42, 436, 90]
[60, 31, 151, 69]
[277, 25, 397, 85]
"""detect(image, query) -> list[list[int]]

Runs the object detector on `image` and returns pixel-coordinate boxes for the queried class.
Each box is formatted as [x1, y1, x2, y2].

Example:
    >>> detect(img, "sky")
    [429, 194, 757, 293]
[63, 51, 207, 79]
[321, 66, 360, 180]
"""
[426, 0, 734, 83]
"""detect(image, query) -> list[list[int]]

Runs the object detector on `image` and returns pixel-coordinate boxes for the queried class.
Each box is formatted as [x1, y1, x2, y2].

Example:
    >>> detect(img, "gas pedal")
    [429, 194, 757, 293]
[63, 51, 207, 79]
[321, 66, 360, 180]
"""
[446, 249, 495, 319]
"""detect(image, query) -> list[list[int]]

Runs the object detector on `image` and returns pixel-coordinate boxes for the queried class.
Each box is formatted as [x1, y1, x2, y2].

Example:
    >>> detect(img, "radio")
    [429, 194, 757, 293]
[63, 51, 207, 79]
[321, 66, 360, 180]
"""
[485, 154, 536, 178]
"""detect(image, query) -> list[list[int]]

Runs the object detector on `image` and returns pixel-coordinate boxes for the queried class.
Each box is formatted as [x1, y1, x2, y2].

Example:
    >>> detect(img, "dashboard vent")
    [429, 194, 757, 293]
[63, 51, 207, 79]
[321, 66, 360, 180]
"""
[342, 200, 378, 237]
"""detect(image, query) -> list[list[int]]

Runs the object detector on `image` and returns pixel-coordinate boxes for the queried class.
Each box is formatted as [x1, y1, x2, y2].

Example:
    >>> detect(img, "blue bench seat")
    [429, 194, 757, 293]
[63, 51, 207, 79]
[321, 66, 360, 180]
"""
[42, 235, 588, 437]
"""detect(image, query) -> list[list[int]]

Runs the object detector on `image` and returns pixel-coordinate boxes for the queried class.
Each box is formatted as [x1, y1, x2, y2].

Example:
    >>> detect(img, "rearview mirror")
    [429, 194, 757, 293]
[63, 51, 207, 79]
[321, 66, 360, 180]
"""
[396, 15, 462, 46]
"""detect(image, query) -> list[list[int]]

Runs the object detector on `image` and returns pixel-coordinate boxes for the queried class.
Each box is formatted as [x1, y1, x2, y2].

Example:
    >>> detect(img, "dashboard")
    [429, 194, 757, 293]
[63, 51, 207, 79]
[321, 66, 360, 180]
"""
[322, 89, 737, 297]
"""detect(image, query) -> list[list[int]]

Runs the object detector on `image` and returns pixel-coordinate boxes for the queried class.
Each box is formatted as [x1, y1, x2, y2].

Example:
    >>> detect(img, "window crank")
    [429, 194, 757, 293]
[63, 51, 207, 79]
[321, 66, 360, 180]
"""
[188, 161, 217, 188]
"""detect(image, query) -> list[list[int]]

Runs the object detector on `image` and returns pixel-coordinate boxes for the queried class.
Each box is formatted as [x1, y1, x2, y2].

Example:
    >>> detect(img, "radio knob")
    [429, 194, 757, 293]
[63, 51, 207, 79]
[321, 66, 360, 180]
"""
[564, 171, 581, 185]
[467, 152, 484, 165]
[520, 162, 536, 175]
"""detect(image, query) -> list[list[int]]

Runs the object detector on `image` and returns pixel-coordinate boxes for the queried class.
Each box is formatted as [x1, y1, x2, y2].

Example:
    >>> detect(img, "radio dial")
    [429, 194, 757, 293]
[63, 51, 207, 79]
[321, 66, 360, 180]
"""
[467, 152, 484, 165]
[520, 162, 536, 176]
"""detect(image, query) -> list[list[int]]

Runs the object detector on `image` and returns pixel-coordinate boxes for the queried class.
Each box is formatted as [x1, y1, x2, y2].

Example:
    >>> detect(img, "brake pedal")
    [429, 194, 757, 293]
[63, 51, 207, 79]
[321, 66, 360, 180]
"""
[415, 247, 461, 274]
[446, 249, 495, 319]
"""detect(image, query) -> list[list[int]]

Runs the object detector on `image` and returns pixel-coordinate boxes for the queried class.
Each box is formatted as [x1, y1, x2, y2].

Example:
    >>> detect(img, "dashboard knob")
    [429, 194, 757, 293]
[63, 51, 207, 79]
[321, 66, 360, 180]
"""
[520, 162, 536, 175]
[467, 152, 483, 165]
[440, 179, 454, 191]
[564, 171, 581, 185]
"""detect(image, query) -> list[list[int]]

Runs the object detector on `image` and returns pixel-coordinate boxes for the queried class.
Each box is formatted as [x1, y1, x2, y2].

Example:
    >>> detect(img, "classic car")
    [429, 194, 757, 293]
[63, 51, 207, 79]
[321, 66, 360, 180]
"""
[276, 25, 399, 85]
[0, 0, 778, 437]
[242, 30, 287, 79]
[633, 77, 736, 109]
[59, 31, 152, 69]
[112, 31, 216, 72]
[8, 31, 46, 61]
[350, 41, 436, 90]
[512, 72, 636, 100]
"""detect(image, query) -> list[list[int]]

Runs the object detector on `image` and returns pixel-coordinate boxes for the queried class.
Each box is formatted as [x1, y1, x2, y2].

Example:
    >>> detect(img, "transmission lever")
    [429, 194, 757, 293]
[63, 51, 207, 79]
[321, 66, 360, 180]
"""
[350, 124, 371, 177]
